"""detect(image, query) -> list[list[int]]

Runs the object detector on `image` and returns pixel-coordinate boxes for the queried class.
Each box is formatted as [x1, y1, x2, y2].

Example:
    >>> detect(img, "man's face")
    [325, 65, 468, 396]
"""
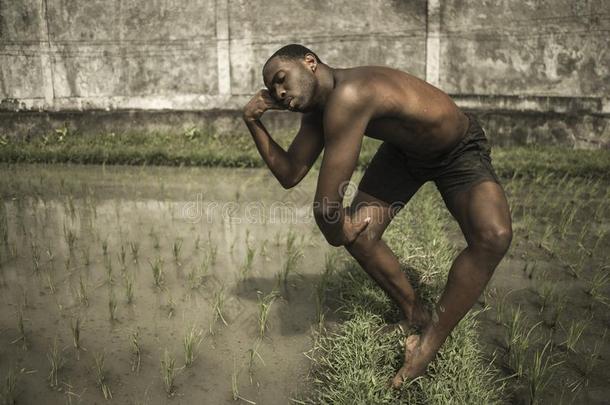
[262, 54, 318, 113]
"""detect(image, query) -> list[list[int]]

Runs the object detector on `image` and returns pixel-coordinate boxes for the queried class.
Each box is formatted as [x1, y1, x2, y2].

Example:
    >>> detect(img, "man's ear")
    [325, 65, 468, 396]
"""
[305, 53, 317, 72]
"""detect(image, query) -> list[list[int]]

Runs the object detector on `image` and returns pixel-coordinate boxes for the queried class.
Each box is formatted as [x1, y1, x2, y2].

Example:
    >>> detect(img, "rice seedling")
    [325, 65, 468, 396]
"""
[240, 242, 256, 281]
[577, 221, 591, 247]
[210, 285, 228, 334]
[125, 274, 134, 304]
[63, 225, 77, 255]
[259, 239, 270, 261]
[505, 306, 541, 377]
[47, 337, 65, 388]
[230, 234, 237, 256]
[183, 325, 203, 367]
[561, 319, 588, 353]
[194, 235, 201, 251]
[81, 247, 90, 268]
[160, 349, 177, 396]
[129, 241, 139, 263]
[149, 257, 165, 288]
[279, 244, 303, 290]
[172, 238, 183, 265]
[491, 289, 509, 325]
[45, 270, 56, 294]
[45, 244, 55, 263]
[592, 228, 607, 255]
[101, 238, 108, 257]
[19, 288, 28, 309]
[64, 256, 72, 273]
[71, 317, 81, 355]
[93, 352, 112, 399]
[31, 240, 41, 273]
[231, 356, 255, 404]
[166, 296, 176, 319]
[257, 290, 279, 339]
[108, 291, 118, 322]
[527, 340, 563, 404]
[558, 203, 578, 239]
[523, 260, 537, 279]
[0, 366, 18, 405]
[536, 280, 556, 314]
[570, 334, 604, 392]
[151, 232, 160, 251]
[77, 274, 88, 306]
[61, 379, 81, 405]
[118, 245, 127, 271]
[130, 329, 142, 374]
[544, 295, 566, 333]
[231, 356, 239, 400]
[247, 340, 265, 384]
[207, 231, 218, 265]
[104, 256, 114, 285]
[11, 308, 28, 350]
[586, 267, 609, 306]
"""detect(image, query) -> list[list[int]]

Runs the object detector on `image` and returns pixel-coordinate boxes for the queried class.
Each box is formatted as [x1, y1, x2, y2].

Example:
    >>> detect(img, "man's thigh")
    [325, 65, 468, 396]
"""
[357, 141, 424, 217]
[440, 178, 512, 248]
[347, 189, 398, 242]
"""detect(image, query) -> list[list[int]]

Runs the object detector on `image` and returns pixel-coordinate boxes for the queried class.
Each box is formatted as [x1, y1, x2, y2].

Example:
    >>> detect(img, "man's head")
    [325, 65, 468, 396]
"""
[262, 44, 323, 113]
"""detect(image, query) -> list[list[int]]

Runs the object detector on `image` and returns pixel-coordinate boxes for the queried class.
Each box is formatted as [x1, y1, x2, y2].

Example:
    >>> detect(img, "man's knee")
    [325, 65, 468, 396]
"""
[345, 228, 382, 260]
[471, 225, 512, 257]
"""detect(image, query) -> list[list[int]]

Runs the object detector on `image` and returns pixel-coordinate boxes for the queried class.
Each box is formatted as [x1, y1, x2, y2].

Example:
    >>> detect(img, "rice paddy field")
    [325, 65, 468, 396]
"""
[0, 131, 608, 404]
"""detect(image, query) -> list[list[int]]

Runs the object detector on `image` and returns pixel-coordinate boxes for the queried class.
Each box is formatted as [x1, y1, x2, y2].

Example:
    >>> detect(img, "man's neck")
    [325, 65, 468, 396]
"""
[312, 64, 339, 110]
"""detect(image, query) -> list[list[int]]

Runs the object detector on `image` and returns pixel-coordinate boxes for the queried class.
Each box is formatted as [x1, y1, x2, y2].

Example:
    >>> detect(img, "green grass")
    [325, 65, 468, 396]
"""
[2, 130, 608, 179]
[303, 184, 506, 404]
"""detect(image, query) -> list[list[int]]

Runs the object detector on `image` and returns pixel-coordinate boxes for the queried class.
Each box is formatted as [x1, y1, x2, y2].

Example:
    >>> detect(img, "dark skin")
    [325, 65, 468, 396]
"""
[243, 53, 513, 388]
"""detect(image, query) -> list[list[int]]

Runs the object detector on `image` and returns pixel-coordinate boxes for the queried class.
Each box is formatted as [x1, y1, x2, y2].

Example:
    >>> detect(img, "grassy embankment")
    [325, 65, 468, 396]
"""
[0, 128, 608, 179]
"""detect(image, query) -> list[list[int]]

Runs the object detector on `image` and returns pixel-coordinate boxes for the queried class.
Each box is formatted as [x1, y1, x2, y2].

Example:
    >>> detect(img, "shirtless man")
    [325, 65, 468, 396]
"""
[242, 44, 512, 388]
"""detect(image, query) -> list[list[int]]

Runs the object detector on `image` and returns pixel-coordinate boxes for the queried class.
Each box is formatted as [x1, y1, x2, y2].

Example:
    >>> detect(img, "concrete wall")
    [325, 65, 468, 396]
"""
[0, 0, 609, 147]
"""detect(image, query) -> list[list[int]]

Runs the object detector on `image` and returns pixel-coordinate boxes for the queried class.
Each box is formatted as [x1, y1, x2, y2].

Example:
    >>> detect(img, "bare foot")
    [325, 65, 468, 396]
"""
[377, 307, 432, 337]
[390, 334, 438, 389]
[376, 319, 411, 337]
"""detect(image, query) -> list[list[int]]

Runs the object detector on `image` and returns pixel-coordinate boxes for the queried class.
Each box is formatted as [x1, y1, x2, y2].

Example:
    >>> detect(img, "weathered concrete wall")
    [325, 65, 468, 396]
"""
[439, 0, 609, 97]
[0, 0, 426, 110]
[0, 0, 608, 147]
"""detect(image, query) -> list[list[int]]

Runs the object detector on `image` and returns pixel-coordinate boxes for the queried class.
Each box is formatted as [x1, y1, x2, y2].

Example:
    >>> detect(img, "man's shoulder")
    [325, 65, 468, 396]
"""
[327, 79, 372, 112]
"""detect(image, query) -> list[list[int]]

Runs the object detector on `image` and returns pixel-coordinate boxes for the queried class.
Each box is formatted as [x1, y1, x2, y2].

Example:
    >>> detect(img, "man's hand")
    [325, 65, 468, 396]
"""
[341, 208, 371, 246]
[316, 206, 370, 247]
[243, 89, 286, 122]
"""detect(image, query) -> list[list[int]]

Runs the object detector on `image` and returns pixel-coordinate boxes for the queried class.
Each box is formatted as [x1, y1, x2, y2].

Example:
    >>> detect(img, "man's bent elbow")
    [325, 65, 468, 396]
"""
[280, 177, 296, 189]
[313, 209, 344, 247]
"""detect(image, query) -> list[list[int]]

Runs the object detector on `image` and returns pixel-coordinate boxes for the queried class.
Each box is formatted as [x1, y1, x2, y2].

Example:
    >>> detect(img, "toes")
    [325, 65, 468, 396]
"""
[403, 334, 420, 355]
[405, 334, 420, 348]
[391, 368, 406, 389]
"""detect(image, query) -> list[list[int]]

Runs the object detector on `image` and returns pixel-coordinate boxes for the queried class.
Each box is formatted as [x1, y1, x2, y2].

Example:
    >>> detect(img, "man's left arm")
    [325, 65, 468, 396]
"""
[313, 86, 373, 246]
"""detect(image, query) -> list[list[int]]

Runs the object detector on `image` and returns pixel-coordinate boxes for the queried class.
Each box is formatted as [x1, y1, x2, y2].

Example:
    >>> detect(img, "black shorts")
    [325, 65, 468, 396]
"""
[357, 113, 501, 209]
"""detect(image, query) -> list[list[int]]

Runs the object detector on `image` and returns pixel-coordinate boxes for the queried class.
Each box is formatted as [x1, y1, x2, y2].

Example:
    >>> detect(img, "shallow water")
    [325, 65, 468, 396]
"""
[0, 164, 337, 404]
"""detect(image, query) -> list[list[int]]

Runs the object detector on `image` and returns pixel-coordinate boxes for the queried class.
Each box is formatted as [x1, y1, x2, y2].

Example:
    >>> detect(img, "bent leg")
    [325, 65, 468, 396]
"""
[392, 179, 513, 387]
[344, 190, 430, 329]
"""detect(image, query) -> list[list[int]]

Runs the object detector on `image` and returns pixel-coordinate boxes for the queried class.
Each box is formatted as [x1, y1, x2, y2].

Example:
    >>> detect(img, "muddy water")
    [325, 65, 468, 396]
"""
[0, 164, 338, 404]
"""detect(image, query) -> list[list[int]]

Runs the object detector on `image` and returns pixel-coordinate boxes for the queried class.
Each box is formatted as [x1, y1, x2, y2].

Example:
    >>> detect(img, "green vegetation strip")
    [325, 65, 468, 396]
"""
[304, 185, 504, 404]
[0, 130, 608, 178]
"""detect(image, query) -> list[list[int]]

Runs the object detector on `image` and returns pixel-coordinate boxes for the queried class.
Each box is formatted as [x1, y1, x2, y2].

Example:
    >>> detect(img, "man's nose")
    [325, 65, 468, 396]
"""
[276, 88, 286, 99]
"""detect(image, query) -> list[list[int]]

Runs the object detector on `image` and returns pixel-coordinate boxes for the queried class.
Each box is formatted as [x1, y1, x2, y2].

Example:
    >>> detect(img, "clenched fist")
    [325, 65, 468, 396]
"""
[242, 89, 287, 122]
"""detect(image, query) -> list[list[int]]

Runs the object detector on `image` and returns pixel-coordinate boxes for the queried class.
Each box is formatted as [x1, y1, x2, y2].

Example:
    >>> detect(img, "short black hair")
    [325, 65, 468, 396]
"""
[263, 44, 322, 69]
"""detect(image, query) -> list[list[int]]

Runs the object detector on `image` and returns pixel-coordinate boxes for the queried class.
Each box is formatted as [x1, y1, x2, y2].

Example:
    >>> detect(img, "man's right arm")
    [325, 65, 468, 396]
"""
[243, 90, 324, 189]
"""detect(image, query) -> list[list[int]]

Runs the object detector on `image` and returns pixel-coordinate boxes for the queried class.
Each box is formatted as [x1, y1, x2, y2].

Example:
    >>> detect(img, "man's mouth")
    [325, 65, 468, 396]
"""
[285, 97, 295, 109]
